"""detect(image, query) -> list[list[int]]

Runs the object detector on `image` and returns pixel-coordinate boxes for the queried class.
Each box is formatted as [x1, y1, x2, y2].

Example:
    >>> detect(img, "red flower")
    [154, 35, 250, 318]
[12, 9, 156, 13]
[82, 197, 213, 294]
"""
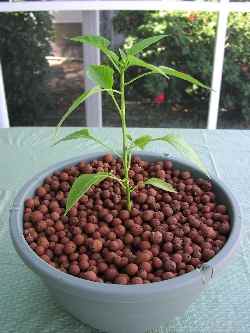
[188, 14, 198, 22]
[154, 92, 166, 105]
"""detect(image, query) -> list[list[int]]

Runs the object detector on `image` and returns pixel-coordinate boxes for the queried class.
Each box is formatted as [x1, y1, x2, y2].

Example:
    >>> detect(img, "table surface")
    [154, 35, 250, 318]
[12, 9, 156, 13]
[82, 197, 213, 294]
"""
[1, 128, 250, 333]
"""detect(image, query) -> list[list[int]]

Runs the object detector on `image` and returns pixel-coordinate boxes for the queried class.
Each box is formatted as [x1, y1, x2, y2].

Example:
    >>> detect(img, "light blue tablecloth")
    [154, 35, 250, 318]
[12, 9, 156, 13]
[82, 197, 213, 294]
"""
[1, 128, 250, 333]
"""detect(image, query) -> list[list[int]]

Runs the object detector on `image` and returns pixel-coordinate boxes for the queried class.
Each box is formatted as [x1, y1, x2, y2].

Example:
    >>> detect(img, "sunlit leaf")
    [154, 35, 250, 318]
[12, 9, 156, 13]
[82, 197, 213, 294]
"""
[105, 49, 120, 64]
[133, 134, 153, 149]
[53, 129, 93, 146]
[87, 65, 114, 90]
[127, 35, 167, 56]
[131, 133, 208, 176]
[71, 35, 110, 49]
[127, 55, 168, 79]
[71, 35, 120, 71]
[159, 66, 210, 89]
[55, 86, 100, 136]
[65, 172, 110, 214]
[119, 48, 127, 61]
[144, 178, 176, 193]
[126, 132, 133, 141]
[159, 134, 209, 176]
[53, 128, 121, 157]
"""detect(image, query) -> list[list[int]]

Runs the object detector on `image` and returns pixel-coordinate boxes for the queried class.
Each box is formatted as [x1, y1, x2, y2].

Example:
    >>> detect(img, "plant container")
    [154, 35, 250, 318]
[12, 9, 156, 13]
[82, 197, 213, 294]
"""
[10, 152, 241, 333]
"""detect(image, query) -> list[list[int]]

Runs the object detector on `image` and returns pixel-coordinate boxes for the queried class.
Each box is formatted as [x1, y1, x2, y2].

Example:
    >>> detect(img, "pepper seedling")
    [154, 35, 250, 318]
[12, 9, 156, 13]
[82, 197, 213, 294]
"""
[54, 34, 210, 213]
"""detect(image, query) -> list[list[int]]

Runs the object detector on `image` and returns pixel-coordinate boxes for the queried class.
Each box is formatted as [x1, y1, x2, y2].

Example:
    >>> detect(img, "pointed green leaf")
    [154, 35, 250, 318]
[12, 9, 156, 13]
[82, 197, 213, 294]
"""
[119, 48, 127, 60]
[159, 66, 210, 89]
[65, 172, 110, 215]
[87, 65, 114, 90]
[133, 134, 153, 149]
[71, 35, 120, 71]
[126, 132, 133, 141]
[105, 49, 120, 63]
[53, 128, 121, 158]
[127, 35, 167, 56]
[55, 86, 100, 135]
[127, 55, 168, 79]
[144, 178, 176, 193]
[53, 129, 93, 146]
[71, 35, 110, 49]
[159, 134, 208, 176]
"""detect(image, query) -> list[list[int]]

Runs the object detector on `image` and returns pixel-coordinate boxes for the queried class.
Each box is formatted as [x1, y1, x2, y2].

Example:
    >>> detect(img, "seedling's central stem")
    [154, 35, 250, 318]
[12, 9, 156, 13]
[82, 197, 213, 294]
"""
[120, 70, 131, 211]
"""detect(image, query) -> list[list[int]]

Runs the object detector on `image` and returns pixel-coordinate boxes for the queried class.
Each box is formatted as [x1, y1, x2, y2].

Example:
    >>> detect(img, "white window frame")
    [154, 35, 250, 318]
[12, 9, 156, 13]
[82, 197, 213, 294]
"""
[0, 1, 250, 129]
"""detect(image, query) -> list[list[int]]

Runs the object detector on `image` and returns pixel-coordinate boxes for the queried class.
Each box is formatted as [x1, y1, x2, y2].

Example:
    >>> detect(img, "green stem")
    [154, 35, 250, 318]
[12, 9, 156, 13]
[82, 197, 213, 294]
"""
[110, 93, 122, 116]
[120, 70, 131, 211]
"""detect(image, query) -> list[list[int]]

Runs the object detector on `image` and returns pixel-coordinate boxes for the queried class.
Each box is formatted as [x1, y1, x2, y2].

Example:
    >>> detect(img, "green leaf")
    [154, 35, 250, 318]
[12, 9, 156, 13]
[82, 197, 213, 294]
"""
[105, 49, 120, 64]
[127, 35, 167, 56]
[65, 172, 110, 215]
[53, 128, 121, 158]
[126, 132, 133, 141]
[127, 55, 169, 79]
[71, 35, 110, 50]
[119, 48, 127, 60]
[55, 86, 100, 136]
[53, 128, 93, 146]
[130, 133, 208, 176]
[133, 134, 153, 149]
[159, 134, 209, 176]
[159, 66, 210, 89]
[71, 35, 120, 71]
[144, 178, 177, 193]
[87, 65, 114, 89]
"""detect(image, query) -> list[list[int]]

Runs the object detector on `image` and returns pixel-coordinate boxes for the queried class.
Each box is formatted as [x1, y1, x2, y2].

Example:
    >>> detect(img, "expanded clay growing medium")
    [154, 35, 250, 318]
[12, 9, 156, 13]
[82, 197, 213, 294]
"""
[23, 154, 231, 285]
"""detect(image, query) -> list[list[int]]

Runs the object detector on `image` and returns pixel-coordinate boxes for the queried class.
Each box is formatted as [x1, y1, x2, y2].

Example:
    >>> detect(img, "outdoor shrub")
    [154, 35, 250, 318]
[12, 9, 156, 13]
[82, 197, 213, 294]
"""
[0, 12, 54, 125]
[113, 11, 250, 122]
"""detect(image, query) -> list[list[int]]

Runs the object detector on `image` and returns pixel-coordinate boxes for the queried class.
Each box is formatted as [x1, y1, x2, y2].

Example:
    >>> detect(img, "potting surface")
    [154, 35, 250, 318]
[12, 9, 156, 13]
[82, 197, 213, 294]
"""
[0, 127, 249, 333]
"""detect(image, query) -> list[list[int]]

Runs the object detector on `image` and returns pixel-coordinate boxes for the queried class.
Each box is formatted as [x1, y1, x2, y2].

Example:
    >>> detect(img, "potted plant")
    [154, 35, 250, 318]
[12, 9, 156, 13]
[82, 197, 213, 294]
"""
[10, 35, 241, 333]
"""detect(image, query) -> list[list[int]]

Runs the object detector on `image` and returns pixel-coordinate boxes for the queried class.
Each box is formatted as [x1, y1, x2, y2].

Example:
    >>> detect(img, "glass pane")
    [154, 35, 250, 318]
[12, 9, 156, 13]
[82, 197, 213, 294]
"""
[0, 11, 86, 126]
[1, 10, 219, 128]
[103, 10, 217, 128]
[217, 12, 250, 129]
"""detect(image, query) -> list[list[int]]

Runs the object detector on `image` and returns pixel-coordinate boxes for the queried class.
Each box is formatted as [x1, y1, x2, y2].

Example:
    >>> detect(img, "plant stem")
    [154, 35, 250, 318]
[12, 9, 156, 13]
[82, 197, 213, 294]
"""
[120, 70, 131, 211]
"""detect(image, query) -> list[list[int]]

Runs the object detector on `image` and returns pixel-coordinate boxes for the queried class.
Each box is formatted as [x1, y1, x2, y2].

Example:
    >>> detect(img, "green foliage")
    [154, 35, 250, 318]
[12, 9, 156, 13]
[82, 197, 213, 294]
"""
[55, 87, 101, 131]
[87, 65, 114, 89]
[133, 134, 153, 149]
[72, 35, 120, 71]
[127, 35, 167, 55]
[144, 178, 177, 193]
[65, 173, 111, 214]
[132, 133, 208, 175]
[113, 11, 250, 121]
[127, 55, 169, 78]
[54, 128, 120, 157]
[56, 33, 209, 212]
[157, 134, 208, 175]
[71, 35, 110, 49]
[54, 128, 93, 145]
[0, 12, 54, 125]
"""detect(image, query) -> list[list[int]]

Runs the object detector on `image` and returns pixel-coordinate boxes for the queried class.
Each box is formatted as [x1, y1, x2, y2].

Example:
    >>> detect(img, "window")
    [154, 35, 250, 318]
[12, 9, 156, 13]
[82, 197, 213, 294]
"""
[0, 1, 250, 129]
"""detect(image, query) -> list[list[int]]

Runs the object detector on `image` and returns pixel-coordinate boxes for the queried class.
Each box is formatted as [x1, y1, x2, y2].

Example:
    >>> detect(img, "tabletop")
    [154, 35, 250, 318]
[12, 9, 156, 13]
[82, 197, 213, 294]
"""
[0, 127, 250, 333]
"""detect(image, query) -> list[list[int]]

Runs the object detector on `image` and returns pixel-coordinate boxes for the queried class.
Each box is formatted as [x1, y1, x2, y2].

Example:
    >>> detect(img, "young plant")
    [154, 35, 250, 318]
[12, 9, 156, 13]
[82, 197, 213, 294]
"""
[54, 34, 210, 214]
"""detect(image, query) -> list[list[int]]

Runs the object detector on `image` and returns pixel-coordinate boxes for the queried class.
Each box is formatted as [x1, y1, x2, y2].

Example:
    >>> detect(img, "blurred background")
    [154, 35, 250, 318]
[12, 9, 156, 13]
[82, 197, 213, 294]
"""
[0, 9, 249, 128]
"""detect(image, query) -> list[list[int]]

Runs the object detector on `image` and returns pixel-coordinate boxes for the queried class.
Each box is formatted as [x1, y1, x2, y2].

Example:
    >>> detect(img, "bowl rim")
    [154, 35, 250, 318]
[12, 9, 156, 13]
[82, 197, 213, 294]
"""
[9, 151, 242, 301]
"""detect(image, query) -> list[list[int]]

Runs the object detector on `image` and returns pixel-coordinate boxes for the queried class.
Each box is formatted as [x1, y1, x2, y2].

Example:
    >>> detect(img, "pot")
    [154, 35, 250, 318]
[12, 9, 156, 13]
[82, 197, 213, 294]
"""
[9, 152, 241, 333]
